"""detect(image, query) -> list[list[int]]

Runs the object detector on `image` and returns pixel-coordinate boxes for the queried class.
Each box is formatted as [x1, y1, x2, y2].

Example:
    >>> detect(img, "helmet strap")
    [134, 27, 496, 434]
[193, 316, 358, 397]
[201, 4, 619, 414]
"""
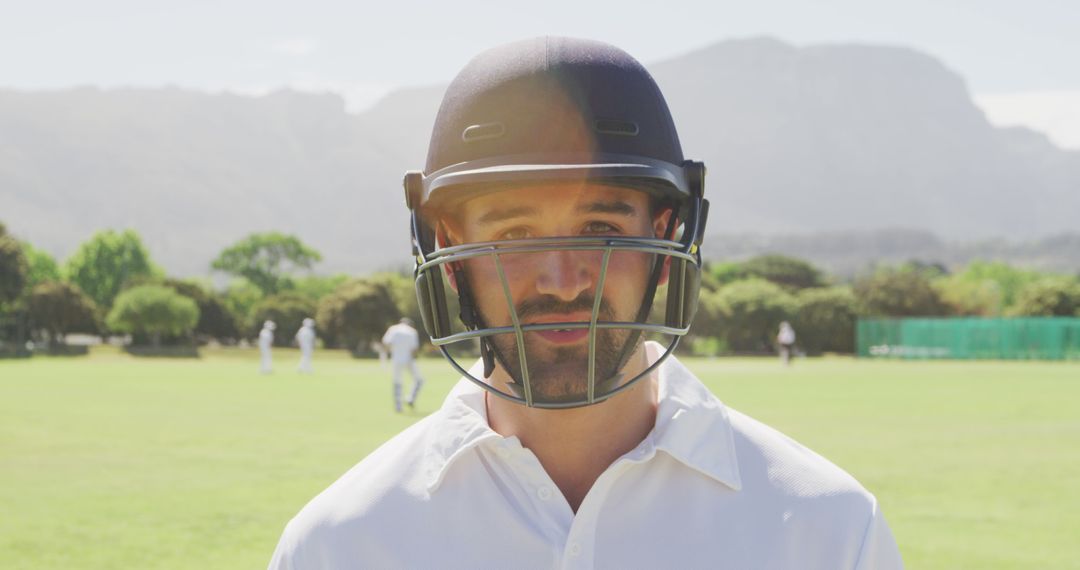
[604, 205, 681, 388]
[447, 255, 497, 379]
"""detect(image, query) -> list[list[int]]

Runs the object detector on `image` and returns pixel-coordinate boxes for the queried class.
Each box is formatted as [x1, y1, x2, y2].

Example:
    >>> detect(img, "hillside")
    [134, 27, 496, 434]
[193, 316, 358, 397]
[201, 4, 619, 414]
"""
[1, 38, 1077, 276]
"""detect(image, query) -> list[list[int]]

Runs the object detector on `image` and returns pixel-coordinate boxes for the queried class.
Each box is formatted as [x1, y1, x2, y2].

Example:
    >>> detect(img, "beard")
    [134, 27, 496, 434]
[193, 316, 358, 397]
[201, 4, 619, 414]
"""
[485, 294, 640, 403]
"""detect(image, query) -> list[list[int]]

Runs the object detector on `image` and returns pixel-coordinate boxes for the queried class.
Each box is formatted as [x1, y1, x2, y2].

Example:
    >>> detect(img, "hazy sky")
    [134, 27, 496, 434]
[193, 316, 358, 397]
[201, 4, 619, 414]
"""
[3, 0, 1078, 147]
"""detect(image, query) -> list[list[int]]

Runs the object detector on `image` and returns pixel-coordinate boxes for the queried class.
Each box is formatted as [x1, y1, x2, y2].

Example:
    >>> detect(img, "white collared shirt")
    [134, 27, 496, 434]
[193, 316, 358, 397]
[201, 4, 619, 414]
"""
[270, 342, 903, 569]
[381, 323, 419, 363]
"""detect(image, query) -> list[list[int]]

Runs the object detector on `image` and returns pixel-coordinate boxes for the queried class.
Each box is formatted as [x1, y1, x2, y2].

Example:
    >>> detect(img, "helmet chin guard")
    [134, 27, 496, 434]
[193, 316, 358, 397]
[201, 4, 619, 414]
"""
[404, 37, 709, 408]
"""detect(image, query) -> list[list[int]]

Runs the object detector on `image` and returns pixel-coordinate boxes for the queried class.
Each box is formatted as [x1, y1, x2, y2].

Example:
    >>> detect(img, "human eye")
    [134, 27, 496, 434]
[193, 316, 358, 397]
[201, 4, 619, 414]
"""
[497, 226, 530, 241]
[582, 221, 621, 235]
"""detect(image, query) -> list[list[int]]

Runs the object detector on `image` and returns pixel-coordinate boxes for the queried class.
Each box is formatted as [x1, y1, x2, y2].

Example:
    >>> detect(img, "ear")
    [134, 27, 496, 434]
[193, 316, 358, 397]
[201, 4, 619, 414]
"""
[653, 207, 676, 286]
[652, 206, 675, 239]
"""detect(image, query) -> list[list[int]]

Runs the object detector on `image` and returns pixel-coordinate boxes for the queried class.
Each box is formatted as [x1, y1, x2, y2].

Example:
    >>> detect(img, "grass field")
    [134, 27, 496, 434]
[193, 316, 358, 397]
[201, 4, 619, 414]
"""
[1, 347, 1078, 569]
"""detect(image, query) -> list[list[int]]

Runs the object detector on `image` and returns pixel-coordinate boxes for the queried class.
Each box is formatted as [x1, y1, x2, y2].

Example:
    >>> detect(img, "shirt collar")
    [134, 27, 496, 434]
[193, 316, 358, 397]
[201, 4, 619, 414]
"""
[649, 347, 743, 491]
[423, 342, 742, 493]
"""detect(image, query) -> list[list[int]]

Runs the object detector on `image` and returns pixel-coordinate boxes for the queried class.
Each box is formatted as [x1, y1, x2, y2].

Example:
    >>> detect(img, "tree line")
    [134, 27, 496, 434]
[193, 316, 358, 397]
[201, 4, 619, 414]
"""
[2, 221, 1079, 357]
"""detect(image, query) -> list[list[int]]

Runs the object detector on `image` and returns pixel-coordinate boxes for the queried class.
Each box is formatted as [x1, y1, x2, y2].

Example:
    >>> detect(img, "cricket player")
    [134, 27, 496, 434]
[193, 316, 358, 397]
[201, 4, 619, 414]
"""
[270, 37, 902, 568]
[778, 320, 797, 366]
[295, 317, 316, 373]
[380, 317, 424, 412]
[258, 320, 275, 374]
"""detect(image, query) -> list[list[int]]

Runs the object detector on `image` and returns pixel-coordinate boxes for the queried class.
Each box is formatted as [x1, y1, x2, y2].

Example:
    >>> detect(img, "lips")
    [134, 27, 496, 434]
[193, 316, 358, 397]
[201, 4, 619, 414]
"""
[525, 313, 592, 345]
[535, 328, 590, 344]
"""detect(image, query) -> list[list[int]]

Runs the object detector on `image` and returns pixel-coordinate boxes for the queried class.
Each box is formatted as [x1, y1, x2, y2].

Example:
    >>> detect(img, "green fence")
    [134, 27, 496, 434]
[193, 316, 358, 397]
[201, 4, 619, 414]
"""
[856, 317, 1080, 360]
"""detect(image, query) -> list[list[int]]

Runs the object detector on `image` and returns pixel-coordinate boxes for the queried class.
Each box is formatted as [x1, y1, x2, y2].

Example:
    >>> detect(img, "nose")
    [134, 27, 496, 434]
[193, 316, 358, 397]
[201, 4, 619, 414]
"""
[534, 250, 593, 302]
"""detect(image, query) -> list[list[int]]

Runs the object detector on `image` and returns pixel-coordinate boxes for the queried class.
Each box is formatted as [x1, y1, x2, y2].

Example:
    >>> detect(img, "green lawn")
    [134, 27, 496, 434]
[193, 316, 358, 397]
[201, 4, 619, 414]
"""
[1, 348, 1077, 569]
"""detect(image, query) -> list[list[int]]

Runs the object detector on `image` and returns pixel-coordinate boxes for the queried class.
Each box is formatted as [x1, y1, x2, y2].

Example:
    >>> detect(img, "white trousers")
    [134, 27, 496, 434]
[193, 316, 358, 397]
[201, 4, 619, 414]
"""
[297, 348, 313, 373]
[260, 349, 273, 373]
[392, 359, 424, 411]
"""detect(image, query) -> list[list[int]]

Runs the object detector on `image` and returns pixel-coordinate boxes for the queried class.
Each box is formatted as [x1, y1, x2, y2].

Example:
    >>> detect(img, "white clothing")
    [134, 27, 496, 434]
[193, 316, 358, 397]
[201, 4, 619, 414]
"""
[778, 324, 796, 345]
[391, 359, 424, 412]
[269, 342, 903, 569]
[383, 323, 423, 410]
[381, 323, 419, 364]
[296, 326, 315, 373]
[258, 328, 274, 373]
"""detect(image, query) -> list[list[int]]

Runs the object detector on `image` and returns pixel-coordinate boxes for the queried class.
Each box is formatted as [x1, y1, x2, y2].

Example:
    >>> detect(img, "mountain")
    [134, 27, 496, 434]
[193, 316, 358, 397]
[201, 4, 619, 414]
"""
[649, 38, 1079, 239]
[1, 38, 1077, 277]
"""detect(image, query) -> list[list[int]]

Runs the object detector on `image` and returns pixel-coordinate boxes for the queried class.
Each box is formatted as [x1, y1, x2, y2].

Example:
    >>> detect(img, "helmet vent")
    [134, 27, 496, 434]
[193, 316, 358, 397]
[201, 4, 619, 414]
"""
[595, 119, 639, 136]
[462, 122, 506, 142]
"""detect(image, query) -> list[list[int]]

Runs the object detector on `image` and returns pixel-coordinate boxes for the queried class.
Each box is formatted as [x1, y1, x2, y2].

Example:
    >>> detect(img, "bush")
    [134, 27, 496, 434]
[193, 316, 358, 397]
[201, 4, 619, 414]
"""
[740, 254, 825, 291]
[933, 275, 1003, 316]
[106, 285, 199, 347]
[316, 279, 400, 354]
[792, 287, 858, 355]
[694, 279, 795, 353]
[249, 292, 316, 347]
[164, 279, 240, 343]
[854, 268, 949, 317]
[1007, 278, 1080, 317]
[26, 281, 100, 344]
[701, 261, 744, 293]
[223, 279, 264, 326]
[957, 260, 1041, 308]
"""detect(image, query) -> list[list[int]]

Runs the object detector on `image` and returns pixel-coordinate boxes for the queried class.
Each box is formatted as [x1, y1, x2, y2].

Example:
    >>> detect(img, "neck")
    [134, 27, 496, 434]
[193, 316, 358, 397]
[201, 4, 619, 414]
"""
[486, 345, 659, 512]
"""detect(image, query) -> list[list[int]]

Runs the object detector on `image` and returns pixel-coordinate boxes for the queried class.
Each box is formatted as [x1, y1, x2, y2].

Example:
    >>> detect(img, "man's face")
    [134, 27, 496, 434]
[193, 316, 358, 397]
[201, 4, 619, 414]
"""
[442, 182, 669, 402]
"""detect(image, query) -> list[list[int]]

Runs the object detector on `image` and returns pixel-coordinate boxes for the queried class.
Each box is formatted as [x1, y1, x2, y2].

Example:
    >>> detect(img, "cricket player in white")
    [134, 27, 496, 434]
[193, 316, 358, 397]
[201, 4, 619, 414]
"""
[270, 38, 902, 569]
[295, 318, 316, 373]
[258, 320, 275, 374]
[381, 318, 424, 412]
[778, 320, 797, 366]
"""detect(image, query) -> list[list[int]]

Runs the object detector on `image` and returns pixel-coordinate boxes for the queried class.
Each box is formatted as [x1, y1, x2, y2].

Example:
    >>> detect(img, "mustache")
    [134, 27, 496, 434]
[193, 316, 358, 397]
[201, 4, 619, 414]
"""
[515, 294, 613, 321]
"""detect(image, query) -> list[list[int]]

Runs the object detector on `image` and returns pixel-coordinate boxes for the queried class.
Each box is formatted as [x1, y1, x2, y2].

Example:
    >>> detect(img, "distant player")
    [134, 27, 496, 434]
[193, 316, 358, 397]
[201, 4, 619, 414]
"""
[380, 317, 424, 412]
[295, 318, 316, 373]
[778, 320, 797, 366]
[258, 320, 276, 374]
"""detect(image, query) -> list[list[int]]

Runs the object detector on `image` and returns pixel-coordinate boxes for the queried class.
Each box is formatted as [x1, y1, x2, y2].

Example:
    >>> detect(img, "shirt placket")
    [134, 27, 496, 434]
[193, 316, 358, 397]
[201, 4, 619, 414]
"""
[560, 442, 657, 570]
[488, 438, 576, 562]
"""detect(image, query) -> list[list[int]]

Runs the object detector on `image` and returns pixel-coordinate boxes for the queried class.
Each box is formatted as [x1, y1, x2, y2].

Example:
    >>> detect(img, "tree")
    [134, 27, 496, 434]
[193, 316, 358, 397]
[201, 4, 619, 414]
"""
[249, 292, 316, 347]
[64, 229, 158, 309]
[792, 287, 858, 354]
[933, 275, 1003, 316]
[701, 261, 744, 293]
[955, 260, 1041, 309]
[316, 278, 401, 353]
[0, 222, 29, 306]
[293, 273, 351, 303]
[21, 242, 62, 289]
[694, 279, 795, 353]
[684, 284, 725, 354]
[222, 278, 264, 325]
[1007, 278, 1080, 317]
[211, 233, 322, 295]
[739, 254, 825, 291]
[106, 285, 199, 347]
[854, 268, 949, 317]
[162, 279, 240, 342]
[26, 281, 100, 344]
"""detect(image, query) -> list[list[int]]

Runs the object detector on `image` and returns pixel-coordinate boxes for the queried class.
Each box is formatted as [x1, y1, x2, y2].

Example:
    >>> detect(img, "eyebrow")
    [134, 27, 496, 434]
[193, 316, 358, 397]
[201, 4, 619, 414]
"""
[476, 206, 538, 226]
[475, 200, 637, 226]
[580, 200, 637, 216]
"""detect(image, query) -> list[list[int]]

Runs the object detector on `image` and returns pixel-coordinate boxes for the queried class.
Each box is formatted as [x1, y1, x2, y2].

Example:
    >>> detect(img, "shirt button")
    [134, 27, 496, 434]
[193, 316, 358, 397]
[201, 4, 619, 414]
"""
[537, 486, 553, 501]
[568, 542, 582, 557]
